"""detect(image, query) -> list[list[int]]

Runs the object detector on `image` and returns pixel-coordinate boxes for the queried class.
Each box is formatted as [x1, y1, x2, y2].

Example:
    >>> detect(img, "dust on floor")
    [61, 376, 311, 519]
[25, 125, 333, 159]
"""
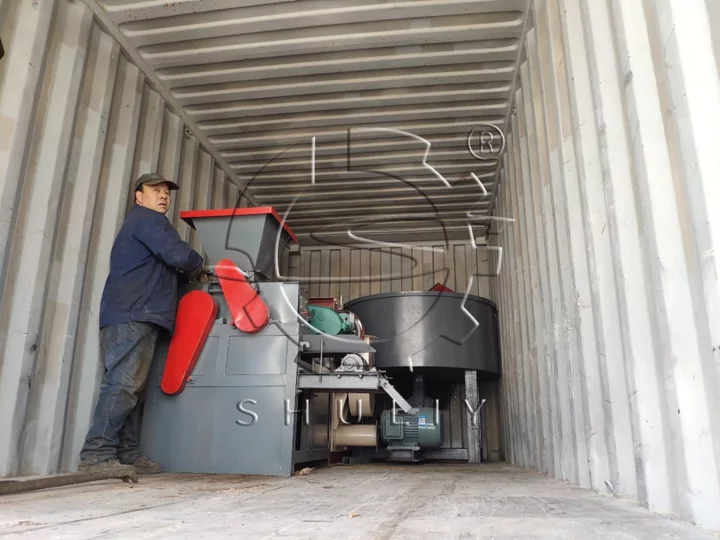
[0, 463, 717, 539]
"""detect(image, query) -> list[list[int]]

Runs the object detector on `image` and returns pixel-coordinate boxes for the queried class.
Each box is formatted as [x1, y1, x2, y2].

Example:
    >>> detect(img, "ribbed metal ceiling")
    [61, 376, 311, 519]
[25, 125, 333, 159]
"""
[90, 0, 531, 244]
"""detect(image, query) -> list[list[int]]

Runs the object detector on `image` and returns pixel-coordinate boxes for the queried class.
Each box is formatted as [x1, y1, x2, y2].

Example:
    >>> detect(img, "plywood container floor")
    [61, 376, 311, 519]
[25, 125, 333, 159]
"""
[0, 463, 715, 539]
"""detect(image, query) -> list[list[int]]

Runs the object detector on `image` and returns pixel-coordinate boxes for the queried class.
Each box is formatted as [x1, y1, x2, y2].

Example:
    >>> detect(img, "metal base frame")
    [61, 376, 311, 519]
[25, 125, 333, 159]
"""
[367, 448, 471, 462]
[292, 449, 330, 468]
[296, 371, 416, 414]
[385, 446, 424, 462]
[424, 448, 470, 460]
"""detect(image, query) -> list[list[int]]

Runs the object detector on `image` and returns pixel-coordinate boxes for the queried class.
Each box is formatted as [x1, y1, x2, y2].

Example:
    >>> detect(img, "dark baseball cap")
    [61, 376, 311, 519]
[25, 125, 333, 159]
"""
[134, 173, 179, 192]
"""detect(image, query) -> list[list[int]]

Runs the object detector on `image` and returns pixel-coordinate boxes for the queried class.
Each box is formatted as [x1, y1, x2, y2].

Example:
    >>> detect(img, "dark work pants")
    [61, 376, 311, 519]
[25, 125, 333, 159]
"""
[79, 321, 159, 464]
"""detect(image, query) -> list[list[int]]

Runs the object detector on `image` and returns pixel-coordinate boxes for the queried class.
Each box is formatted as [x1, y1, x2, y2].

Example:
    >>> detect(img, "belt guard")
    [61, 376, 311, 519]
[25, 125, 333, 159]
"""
[215, 258, 270, 334]
[161, 290, 217, 395]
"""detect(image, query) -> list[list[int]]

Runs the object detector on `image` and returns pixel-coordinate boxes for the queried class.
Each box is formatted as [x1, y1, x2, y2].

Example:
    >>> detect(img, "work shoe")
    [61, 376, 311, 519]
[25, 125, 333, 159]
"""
[77, 457, 135, 474]
[119, 455, 161, 474]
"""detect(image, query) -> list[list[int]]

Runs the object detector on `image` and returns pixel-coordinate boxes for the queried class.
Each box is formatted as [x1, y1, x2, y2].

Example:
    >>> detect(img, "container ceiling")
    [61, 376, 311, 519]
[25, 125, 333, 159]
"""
[88, 0, 532, 244]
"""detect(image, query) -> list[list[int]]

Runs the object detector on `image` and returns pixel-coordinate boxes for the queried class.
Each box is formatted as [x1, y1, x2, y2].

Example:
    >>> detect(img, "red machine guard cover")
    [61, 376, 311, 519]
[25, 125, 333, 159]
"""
[161, 290, 218, 395]
[215, 258, 270, 333]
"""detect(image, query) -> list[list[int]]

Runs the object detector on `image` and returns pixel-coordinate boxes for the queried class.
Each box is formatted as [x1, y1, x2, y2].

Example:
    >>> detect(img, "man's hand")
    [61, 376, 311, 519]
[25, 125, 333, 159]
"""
[187, 268, 210, 284]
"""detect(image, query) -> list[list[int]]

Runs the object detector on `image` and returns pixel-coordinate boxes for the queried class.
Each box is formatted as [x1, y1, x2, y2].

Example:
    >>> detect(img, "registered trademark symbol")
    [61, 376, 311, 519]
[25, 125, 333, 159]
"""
[466, 124, 506, 161]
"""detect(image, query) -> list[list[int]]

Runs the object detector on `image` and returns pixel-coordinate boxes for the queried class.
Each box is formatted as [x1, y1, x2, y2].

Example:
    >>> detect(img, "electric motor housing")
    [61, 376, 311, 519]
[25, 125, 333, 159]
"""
[307, 304, 359, 335]
[380, 407, 443, 450]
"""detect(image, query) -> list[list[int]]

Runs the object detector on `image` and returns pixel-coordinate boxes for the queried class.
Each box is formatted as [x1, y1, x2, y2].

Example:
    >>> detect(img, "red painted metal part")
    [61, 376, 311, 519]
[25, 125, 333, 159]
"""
[215, 258, 270, 333]
[179, 206, 298, 243]
[430, 283, 454, 293]
[161, 290, 218, 395]
[309, 297, 337, 308]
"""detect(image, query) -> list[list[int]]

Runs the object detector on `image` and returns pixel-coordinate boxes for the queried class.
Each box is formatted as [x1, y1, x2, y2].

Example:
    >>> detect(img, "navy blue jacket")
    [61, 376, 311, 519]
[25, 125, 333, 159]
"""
[99, 204, 204, 333]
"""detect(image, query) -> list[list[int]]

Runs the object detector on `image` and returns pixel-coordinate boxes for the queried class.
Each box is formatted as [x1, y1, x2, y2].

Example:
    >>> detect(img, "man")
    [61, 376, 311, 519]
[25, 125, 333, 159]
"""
[78, 173, 204, 474]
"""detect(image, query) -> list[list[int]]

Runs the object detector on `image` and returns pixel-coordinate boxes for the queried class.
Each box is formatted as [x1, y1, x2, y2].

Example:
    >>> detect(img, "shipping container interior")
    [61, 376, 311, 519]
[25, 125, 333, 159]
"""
[0, 0, 719, 534]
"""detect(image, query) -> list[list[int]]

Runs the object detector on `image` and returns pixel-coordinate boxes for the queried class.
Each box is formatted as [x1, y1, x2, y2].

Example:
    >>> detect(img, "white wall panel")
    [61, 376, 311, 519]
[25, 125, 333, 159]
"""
[0, 0, 249, 476]
[0, 0, 93, 477]
[0, 0, 58, 298]
[490, 0, 720, 530]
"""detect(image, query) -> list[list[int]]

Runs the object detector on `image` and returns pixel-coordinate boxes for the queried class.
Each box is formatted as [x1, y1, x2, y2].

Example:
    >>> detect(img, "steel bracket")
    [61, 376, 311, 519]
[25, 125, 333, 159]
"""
[379, 378, 417, 414]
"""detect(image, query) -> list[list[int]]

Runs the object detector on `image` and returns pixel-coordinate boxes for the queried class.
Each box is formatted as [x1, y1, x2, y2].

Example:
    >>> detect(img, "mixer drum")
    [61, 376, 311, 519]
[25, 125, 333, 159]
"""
[343, 292, 501, 374]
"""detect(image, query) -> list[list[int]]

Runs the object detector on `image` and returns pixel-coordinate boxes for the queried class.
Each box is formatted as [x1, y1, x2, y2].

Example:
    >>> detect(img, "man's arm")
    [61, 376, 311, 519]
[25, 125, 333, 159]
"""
[135, 215, 204, 276]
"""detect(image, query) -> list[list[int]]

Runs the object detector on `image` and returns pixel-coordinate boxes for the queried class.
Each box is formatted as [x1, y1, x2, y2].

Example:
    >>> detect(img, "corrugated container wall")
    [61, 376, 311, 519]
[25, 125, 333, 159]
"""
[487, 0, 720, 531]
[1, 0, 720, 534]
[297, 242, 490, 303]
[0, 1, 251, 477]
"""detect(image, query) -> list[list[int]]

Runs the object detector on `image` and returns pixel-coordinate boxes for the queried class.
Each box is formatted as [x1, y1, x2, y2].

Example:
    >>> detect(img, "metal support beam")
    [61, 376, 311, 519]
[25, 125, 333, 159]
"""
[296, 371, 416, 414]
[301, 334, 375, 354]
[464, 370, 482, 463]
[0, 467, 138, 495]
[379, 378, 417, 414]
[297, 371, 382, 392]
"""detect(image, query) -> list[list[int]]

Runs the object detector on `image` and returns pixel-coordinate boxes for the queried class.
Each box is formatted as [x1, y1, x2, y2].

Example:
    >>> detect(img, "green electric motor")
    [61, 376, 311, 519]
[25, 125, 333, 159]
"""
[306, 304, 356, 335]
[380, 407, 443, 450]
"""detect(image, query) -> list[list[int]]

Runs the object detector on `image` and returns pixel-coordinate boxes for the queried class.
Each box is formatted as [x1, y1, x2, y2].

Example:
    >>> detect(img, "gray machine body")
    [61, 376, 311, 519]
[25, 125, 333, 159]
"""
[140, 282, 317, 476]
[344, 292, 501, 374]
[181, 211, 293, 279]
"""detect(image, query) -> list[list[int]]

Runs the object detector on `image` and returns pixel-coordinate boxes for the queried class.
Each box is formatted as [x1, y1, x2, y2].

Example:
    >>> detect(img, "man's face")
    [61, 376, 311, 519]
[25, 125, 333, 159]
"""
[136, 182, 171, 214]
